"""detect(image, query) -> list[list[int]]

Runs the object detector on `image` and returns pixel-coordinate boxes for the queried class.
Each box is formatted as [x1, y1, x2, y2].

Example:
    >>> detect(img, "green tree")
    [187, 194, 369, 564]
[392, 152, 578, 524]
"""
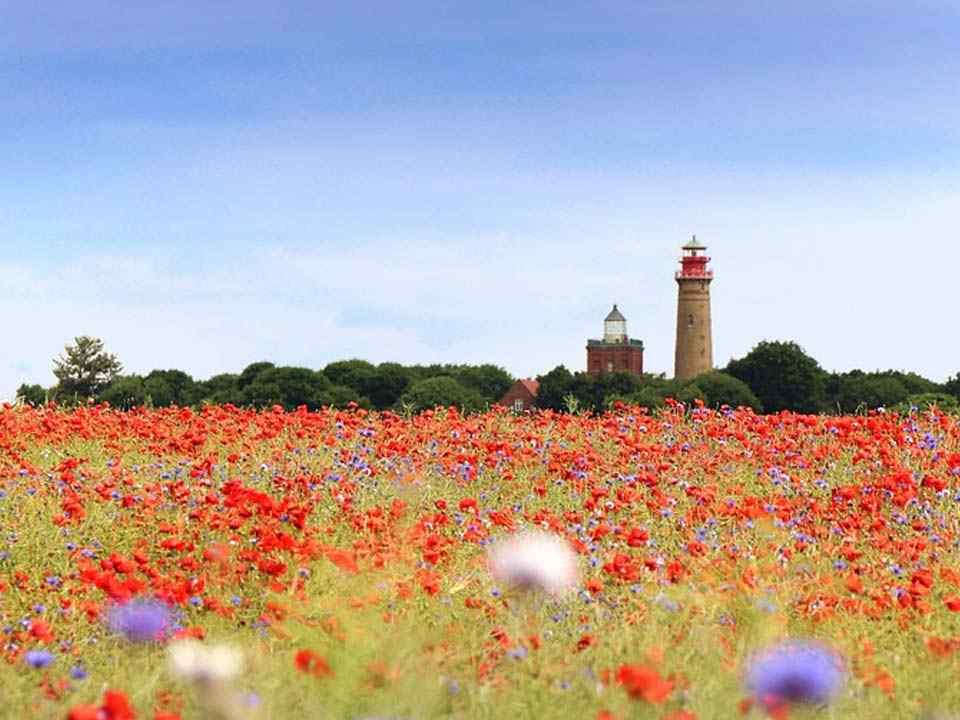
[726, 341, 826, 414]
[52, 336, 123, 401]
[317, 384, 365, 409]
[243, 367, 331, 410]
[676, 381, 706, 405]
[323, 360, 377, 394]
[597, 372, 643, 410]
[535, 366, 575, 411]
[240, 376, 283, 409]
[197, 373, 243, 405]
[887, 371, 939, 396]
[835, 374, 909, 413]
[631, 384, 669, 411]
[15, 384, 47, 406]
[366, 363, 411, 409]
[237, 362, 275, 390]
[100, 375, 147, 410]
[895, 392, 959, 414]
[945, 372, 960, 401]
[143, 369, 198, 407]
[453, 364, 514, 403]
[398, 376, 485, 414]
[274, 367, 331, 410]
[688, 371, 761, 410]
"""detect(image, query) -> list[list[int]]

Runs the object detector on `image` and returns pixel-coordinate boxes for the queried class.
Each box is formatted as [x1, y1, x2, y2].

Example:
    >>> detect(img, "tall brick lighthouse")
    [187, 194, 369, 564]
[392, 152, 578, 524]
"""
[674, 236, 713, 379]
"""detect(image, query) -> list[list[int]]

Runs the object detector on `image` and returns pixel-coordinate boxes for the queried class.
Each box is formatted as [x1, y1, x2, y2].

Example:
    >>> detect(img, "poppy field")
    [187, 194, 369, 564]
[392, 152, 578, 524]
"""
[2, 401, 960, 719]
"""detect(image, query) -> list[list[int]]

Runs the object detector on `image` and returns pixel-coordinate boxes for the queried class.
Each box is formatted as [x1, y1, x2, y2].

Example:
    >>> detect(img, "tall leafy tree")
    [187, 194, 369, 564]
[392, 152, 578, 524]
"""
[15, 384, 47, 406]
[535, 366, 575, 411]
[726, 341, 826, 414]
[237, 362, 275, 389]
[945, 372, 960, 401]
[100, 375, 147, 410]
[197, 373, 242, 405]
[323, 360, 377, 394]
[398, 376, 485, 414]
[688, 371, 761, 410]
[144, 369, 198, 407]
[366, 363, 411, 409]
[834, 374, 908, 412]
[243, 367, 331, 410]
[317, 384, 365, 409]
[52, 336, 122, 400]
[452, 364, 514, 403]
[887, 370, 939, 396]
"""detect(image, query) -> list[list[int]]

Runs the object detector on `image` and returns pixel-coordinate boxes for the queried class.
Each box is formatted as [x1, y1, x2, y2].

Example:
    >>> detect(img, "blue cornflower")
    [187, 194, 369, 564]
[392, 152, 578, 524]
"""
[70, 665, 88, 680]
[746, 641, 844, 707]
[25, 649, 54, 668]
[507, 646, 529, 660]
[107, 598, 171, 642]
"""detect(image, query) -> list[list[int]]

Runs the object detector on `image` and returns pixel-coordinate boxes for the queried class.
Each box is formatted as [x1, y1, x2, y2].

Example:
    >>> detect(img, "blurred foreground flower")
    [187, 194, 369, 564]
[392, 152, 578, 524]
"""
[168, 639, 243, 684]
[108, 597, 172, 642]
[66, 689, 135, 720]
[615, 663, 673, 703]
[168, 640, 246, 720]
[295, 648, 334, 678]
[746, 640, 844, 712]
[487, 530, 578, 595]
[25, 649, 54, 668]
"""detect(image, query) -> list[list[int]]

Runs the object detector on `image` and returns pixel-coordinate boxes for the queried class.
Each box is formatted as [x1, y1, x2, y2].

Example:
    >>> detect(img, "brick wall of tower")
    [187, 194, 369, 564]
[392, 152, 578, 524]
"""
[586, 345, 644, 376]
[674, 277, 713, 379]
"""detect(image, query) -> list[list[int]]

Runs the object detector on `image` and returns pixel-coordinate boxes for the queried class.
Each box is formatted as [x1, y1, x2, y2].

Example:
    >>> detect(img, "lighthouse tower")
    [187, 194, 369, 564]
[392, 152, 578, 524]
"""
[673, 236, 713, 379]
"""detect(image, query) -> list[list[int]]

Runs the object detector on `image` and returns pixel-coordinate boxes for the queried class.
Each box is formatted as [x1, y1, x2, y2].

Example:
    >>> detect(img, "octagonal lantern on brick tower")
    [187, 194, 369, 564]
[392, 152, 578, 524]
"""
[587, 304, 644, 376]
[603, 304, 627, 343]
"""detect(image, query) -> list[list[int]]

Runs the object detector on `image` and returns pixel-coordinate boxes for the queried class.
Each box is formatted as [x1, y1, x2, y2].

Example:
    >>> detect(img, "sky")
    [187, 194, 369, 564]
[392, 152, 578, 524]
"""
[2, 1, 959, 399]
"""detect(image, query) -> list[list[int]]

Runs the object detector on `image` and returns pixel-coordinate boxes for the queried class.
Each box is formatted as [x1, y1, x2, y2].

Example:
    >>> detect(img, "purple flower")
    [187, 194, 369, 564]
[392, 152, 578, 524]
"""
[25, 649, 54, 668]
[746, 641, 844, 707]
[107, 598, 172, 642]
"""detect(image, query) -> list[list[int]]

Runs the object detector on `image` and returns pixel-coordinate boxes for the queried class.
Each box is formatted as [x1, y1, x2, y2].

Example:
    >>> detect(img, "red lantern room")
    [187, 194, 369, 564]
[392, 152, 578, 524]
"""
[677, 235, 713, 279]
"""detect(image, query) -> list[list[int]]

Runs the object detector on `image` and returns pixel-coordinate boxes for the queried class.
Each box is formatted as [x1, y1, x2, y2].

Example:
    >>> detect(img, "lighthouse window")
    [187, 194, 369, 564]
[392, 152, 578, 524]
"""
[687, 314, 694, 328]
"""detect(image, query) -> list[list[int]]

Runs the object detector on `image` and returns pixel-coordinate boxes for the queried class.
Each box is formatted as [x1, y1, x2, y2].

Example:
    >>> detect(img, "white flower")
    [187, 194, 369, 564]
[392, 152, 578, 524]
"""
[487, 530, 578, 595]
[168, 639, 243, 684]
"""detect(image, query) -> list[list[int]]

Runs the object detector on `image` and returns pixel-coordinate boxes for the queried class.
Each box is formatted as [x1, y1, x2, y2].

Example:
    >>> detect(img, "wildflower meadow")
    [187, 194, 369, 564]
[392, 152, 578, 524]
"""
[2, 400, 960, 719]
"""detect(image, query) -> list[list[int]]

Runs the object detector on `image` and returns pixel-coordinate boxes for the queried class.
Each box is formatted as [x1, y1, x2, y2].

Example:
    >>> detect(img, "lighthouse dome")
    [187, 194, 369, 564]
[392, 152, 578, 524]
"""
[603, 304, 627, 343]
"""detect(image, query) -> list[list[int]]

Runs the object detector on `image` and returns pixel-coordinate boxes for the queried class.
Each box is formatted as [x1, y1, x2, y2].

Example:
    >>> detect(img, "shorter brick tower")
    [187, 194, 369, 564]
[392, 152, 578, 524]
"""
[587, 304, 644, 375]
[674, 236, 713, 379]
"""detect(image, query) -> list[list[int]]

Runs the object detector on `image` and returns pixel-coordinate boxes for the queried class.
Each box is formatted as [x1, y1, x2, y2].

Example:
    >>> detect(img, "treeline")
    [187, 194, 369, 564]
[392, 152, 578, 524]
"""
[535, 341, 960, 414]
[15, 336, 960, 415]
[17, 353, 514, 413]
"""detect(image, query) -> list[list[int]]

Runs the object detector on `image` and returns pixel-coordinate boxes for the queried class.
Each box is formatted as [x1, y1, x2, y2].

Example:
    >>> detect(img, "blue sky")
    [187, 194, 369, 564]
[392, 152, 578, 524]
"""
[3, 1, 959, 398]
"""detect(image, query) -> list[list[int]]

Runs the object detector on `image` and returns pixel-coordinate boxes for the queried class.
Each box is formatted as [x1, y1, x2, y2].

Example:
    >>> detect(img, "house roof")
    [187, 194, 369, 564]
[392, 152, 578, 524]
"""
[519, 378, 539, 396]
